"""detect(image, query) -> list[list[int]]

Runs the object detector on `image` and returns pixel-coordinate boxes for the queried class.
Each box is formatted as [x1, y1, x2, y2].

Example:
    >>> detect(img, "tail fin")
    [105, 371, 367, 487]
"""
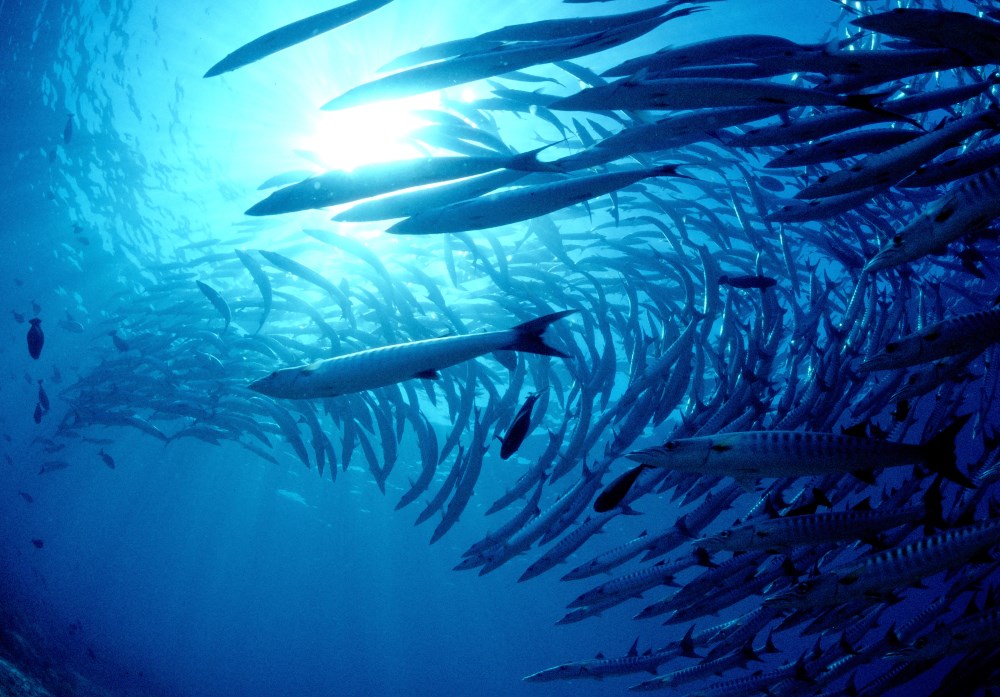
[924, 414, 975, 488]
[506, 310, 577, 358]
[508, 141, 566, 173]
[842, 94, 923, 130]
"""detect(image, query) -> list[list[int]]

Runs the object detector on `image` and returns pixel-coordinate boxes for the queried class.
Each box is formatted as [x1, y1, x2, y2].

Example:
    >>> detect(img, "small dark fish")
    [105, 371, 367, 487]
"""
[33, 403, 43, 424]
[37, 380, 50, 411]
[31, 539, 44, 549]
[594, 464, 651, 513]
[109, 330, 129, 352]
[99, 448, 115, 469]
[31, 300, 41, 314]
[18, 491, 33, 503]
[12, 310, 24, 323]
[498, 393, 541, 460]
[718, 274, 778, 290]
[63, 113, 73, 144]
[27, 318, 44, 359]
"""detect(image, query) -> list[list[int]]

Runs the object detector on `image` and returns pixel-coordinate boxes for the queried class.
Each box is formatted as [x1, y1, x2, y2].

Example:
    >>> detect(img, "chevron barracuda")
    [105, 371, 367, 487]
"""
[248, 310, 576, 398]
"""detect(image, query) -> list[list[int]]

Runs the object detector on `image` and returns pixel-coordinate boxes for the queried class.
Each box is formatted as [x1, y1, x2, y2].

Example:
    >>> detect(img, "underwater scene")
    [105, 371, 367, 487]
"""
[2, 0, 1000, 695]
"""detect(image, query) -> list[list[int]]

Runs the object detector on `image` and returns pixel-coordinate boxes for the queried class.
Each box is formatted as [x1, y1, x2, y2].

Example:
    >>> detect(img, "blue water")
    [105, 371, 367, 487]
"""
[1, 1, 996, 696]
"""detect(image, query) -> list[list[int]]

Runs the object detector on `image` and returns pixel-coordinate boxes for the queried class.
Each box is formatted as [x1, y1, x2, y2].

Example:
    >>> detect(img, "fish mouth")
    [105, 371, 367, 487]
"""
[625, 448, 659, 464]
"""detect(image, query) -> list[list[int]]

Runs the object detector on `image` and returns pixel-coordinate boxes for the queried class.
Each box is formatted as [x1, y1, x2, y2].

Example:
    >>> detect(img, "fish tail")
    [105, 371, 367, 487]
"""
[841, 94, 923, 130]
[924, 414, 975, 488]
[505, 310, 577, 358]
[508, 142, 564, 173]
[921, 475, 946, 533]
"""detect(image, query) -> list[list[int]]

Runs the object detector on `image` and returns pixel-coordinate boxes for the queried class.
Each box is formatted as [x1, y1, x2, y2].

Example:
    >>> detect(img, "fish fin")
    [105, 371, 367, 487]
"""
[491, 350, 517, 371]
[505, 310, 577, 358]
[679, 625, 697, 658]
[414, 369, 440, 380]
[924, 414, 975, 488]
[851, 469, 877, 485]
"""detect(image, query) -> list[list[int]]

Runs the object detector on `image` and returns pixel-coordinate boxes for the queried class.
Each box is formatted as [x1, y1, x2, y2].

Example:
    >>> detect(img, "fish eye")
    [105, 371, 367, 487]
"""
[795, 583, 810, 596]
[891, 234, 903, 247]
[719, 530, 731, 538]
[665, 441, 678, 450]
[885, 342, 898, 353]
[915, 637, 928, 648]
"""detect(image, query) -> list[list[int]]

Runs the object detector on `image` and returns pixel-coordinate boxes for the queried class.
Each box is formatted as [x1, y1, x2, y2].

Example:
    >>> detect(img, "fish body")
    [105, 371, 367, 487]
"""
[27, 318, 43, 359]
[766, 517, 1000, 610]
[718, 274, 777, 290]
[99, 449, 115, 469]
[498, 392, 541, 460]
[861, 308, 1000, 372]
[249, 311, 575, 399]
[109, 330, 129, 352]
[550, 76, 877, 113]
[627, 417, 971, 487]
[33, 403, 43, 424]
[246, 149, 557, 216]
[388, 165, 684, 234]
[865, 164, 1000, 272]
[234, 249, 272, 333]
[697, 504, 925, 553]
[37, 380, 49, 411]
[196, 281, 232, 333]
[204, 0, 395, 77]
[63, 113, 73, 144]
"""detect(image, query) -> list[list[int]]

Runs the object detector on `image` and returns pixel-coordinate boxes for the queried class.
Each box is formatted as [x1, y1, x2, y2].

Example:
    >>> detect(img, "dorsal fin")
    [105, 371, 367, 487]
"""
[627, 637, 639, 658]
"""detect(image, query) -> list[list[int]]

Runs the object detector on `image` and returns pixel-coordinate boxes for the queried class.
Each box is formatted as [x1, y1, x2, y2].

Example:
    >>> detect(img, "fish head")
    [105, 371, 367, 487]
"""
[696, 526, 755, 552]
[884, 628, 950, 661]
[522, 663, 587, 682]
[626, 438, 712, 469]
[248, 369, 296, 398]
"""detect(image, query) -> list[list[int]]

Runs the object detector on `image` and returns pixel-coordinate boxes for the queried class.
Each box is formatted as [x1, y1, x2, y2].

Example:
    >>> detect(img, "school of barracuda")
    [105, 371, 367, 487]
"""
[26, 0, 1000, 693]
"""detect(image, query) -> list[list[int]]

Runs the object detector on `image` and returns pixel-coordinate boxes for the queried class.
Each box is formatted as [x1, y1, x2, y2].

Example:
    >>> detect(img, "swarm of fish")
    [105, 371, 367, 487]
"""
[32, 1, 1000, 695]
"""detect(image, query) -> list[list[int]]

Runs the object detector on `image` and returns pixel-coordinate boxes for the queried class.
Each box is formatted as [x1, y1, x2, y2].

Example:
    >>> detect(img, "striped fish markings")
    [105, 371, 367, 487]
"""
[622, 417, 973, 488]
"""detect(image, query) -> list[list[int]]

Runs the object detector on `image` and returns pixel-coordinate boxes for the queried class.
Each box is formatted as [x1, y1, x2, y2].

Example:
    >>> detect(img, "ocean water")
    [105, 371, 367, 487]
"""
[1, 1, 998, 696]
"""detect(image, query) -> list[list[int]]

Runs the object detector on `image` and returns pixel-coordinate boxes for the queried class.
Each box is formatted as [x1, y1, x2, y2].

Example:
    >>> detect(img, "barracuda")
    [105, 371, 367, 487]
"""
[625, 416, 972, 487]
[696, 503, 927, 553]
[861, 307, 1000, 372]
[765, 517, 1000, 611]
[865, 164, 1000, 272]
[248, 310, 575, 399]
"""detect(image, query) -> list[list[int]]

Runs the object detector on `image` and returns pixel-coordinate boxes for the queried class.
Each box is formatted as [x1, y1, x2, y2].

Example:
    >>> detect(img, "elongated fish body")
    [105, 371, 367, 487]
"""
[861, 308, 1000, 372]
[196, 280, 232, 333]
[321, 10, 694, 110]
[697, 504, 925, 553]
[729, 80, 997, 148]
[334, 169, 529, 223]
[249, 311, 575, 399]
[385, 0, 687, 72]
[795, 109, 1000, 199]
[550, 77, 865, 113]
[246, 149, 556, 216]
[865, 164, 1000, 272]
[388, 165, 684, 234]
[234, 249, 272, 333]
[852, 9, 1000, 63]
[204, 0, 395, 78]
[765, 517, 1000, 610]
[886, 607, 1000, 661]
[627, 417, 971, 486]
[765, 128, 922, 169]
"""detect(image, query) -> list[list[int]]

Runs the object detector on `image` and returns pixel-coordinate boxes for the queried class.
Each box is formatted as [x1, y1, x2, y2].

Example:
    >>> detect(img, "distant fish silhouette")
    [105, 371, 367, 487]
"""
[27, 318, 44, 359]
